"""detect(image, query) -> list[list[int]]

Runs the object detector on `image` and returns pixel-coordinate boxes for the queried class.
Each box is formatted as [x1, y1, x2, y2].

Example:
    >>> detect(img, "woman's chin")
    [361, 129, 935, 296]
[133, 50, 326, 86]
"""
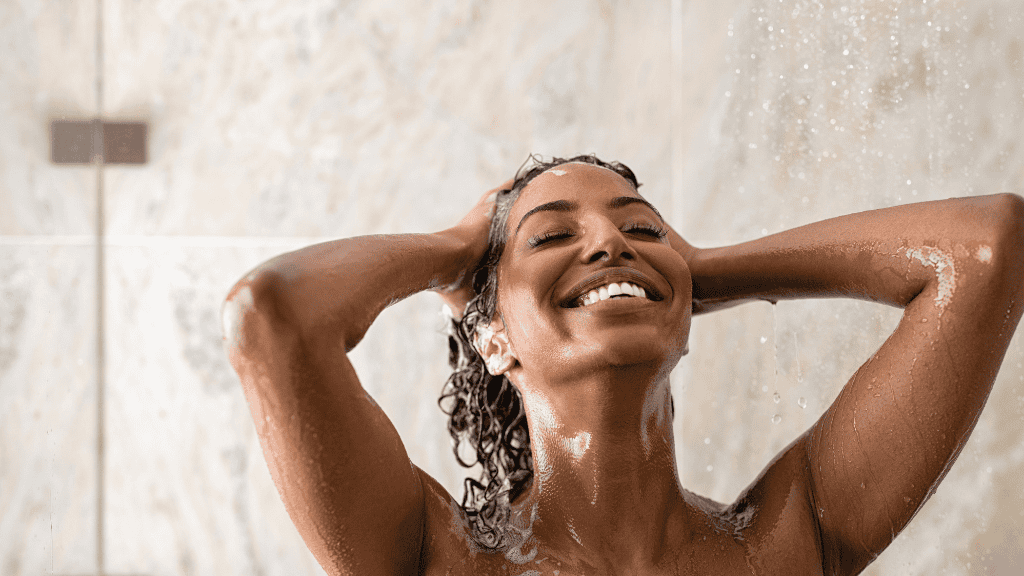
[580, 328, 685, 371]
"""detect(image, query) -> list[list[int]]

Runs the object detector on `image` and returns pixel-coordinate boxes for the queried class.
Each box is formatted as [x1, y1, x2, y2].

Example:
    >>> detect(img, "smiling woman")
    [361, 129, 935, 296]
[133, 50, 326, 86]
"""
[438, 155, 676, 549]
[222, 154, 1024, 575]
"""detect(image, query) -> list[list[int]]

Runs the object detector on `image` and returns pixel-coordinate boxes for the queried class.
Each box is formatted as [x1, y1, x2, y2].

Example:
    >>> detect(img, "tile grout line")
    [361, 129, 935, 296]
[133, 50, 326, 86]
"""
[95, 0, 105, 573]
[671, 0, 684, 228]
[670, 0, 684, 474]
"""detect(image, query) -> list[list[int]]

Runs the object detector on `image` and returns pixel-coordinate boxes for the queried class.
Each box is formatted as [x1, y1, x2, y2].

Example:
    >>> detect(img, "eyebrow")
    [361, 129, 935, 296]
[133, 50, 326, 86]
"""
[514, 196, 664, 236]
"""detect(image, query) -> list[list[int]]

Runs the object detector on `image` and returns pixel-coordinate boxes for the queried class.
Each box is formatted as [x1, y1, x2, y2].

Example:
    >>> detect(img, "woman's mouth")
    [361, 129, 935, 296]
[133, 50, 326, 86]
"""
[576, 281, 654, 307]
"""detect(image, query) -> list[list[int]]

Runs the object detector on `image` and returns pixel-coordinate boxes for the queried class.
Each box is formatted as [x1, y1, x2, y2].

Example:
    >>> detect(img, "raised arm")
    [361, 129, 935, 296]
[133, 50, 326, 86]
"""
[220, 185, 501, 575]
[679, 194, 1024, 574]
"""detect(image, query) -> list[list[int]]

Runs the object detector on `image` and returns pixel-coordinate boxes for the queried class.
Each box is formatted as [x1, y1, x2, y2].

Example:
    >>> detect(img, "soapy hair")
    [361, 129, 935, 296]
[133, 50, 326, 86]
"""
[438, 154, 642, 549]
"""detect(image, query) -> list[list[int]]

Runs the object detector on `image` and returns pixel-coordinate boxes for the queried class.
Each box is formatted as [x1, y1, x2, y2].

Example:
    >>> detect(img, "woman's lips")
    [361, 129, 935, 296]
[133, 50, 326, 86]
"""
[560, 269, 665, 308]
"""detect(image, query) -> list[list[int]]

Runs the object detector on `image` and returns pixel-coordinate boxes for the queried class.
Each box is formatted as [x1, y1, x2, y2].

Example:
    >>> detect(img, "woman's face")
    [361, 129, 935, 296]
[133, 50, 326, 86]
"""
[492, 162, 692, 387]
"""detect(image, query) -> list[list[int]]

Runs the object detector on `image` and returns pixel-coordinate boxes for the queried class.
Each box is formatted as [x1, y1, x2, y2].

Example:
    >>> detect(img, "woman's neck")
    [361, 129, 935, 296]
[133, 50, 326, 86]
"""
[510, 369, 696, 569]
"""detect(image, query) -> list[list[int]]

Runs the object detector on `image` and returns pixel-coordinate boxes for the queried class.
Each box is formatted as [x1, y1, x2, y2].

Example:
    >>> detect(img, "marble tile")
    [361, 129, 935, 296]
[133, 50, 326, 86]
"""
[103, 244, 327, 575]
[346, 289, 478, 495]
[0, 245, 97, 575]
[676, 299, 903, 501]
[0, 0, 97, 235]
[680, 0, 1024, 247]
[101, 0, 674, 237]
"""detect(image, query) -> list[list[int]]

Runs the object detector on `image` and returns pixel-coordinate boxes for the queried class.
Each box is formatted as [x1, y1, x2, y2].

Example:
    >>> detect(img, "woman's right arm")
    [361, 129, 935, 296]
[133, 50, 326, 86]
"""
[221, 187, 501, 575]
[238, 231, 472, 350]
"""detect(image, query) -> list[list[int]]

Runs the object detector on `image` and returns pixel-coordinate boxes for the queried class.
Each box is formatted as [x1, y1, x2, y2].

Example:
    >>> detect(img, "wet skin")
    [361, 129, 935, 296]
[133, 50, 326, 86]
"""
[223, 163, 1024, 575]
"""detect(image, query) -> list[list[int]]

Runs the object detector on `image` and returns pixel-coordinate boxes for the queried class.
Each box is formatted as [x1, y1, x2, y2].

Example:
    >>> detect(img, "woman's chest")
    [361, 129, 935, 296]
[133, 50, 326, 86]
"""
[420, 532, 784, 576]
[419, 518, 824, 576]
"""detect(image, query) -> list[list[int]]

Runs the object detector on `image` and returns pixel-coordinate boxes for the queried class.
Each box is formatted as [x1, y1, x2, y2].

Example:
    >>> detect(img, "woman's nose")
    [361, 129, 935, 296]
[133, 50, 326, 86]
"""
[581, 221, 635, 264]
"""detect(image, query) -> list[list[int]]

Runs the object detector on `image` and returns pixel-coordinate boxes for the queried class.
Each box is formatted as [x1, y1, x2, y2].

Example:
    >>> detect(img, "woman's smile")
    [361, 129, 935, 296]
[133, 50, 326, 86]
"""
[559, 268, 665, 308]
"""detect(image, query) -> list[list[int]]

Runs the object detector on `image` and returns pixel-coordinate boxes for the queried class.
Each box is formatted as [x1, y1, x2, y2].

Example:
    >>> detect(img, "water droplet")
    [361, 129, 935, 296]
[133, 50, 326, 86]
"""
[773, 392, 781, 403]
[704, 437, 711, 445]
[706, 464, 714, 472]
[771, 414, 782, 424]
[760, 336, 768, 344]
[797, 397, 807, 408]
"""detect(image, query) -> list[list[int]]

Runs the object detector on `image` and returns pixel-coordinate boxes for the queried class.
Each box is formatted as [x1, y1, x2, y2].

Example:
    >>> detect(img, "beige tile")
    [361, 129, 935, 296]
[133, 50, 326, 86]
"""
[103, 244, 326, 575]
[0, 0, 97, 235]
[677, 299, 903, 500]
[681, 0, 1024, 247]
[0, 245, 97, 575]
[101, 0, 673, 236]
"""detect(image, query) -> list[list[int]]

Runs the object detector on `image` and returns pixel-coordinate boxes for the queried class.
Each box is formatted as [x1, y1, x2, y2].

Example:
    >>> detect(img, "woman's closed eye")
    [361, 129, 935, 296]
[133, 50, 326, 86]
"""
[527, 228, 574, 247]
[527, 222, 668, 248]
[623, 222, 668, 239]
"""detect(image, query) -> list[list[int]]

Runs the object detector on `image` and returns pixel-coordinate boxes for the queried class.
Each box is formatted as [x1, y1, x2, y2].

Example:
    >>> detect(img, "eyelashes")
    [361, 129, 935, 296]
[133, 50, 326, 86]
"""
[527, 228, 574, 247]
[623, 222, 668, 239]
[527, 222, 667, 248]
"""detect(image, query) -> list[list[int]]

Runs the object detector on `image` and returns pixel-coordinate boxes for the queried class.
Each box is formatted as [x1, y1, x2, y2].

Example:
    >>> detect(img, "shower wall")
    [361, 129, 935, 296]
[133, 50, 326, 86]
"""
[1, 1, 1021, 575]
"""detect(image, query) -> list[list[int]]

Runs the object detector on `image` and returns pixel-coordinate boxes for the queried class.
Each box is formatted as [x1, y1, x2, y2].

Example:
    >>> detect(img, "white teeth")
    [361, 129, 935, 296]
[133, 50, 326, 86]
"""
[579, 282, 652, 306]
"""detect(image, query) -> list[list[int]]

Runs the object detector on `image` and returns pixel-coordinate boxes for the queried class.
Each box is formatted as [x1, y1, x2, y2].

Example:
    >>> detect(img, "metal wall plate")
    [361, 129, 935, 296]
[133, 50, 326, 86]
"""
[50, 120, 147, 164]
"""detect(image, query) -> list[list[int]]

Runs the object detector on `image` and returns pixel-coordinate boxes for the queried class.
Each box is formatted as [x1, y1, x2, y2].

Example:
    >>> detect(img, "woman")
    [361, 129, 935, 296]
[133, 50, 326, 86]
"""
[222, 155, 1024, 575]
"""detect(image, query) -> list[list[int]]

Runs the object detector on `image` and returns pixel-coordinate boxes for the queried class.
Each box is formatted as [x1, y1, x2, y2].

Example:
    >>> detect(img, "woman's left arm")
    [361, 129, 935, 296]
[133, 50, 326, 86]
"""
[677, 194, 1024, 575]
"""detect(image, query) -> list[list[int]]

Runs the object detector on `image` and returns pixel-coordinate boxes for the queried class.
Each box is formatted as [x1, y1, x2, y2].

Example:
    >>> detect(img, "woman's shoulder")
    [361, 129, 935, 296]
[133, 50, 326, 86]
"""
[415, 468, 555, 575]
[715, 434, 826, 574]
[416, 467, 498, 575]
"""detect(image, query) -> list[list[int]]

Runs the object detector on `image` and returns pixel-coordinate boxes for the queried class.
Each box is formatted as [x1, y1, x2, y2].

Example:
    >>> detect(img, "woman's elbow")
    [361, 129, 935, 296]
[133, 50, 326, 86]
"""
[222, 271, 295, 355]
[988, 193, 1024, 297]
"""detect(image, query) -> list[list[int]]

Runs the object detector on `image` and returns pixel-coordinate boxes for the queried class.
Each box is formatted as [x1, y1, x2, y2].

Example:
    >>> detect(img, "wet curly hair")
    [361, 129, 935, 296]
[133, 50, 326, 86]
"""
[437, 154, 643, 549]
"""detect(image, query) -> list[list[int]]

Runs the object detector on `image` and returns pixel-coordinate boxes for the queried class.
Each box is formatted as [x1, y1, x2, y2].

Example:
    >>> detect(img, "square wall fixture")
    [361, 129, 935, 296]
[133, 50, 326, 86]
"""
[50, 120, 147, 164]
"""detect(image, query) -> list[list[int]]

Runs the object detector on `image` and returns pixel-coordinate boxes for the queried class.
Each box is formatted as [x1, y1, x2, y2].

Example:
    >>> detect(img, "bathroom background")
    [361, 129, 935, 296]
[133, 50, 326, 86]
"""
[2, 0, 1023, 574]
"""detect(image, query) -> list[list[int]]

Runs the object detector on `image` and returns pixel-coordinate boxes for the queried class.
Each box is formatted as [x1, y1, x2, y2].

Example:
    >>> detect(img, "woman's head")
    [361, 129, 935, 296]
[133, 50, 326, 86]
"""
[439, 154, 691, 548]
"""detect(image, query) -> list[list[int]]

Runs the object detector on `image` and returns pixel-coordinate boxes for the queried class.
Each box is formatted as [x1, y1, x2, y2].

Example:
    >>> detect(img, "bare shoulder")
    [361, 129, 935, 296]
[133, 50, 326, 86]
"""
[721, 433, 825, 575]
[415, 467, 506, 575]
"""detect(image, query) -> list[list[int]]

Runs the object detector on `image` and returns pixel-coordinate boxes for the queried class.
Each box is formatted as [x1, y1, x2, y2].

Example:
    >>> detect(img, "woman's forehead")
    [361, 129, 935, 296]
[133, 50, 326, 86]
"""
[540, 160, 622, 177]
[516, 163, 638, 208]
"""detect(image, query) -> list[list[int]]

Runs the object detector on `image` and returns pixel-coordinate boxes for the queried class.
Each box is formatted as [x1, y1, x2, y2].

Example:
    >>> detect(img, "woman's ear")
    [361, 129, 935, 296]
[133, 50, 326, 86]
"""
[474, 318, 515, 376]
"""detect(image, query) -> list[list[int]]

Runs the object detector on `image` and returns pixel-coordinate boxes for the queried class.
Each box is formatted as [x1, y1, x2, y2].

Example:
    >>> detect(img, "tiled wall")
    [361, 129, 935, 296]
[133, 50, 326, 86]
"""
[2, 1, 1022, 575]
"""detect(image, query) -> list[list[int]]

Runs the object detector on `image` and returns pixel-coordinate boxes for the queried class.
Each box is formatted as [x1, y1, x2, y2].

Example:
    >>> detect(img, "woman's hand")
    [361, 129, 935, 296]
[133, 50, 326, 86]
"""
[665, 223, 731, 315]
[435, 179, 514, 319]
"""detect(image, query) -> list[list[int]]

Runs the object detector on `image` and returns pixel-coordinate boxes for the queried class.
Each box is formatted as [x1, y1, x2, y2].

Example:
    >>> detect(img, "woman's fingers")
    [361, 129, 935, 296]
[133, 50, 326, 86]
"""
[434, 178, 515, 315]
